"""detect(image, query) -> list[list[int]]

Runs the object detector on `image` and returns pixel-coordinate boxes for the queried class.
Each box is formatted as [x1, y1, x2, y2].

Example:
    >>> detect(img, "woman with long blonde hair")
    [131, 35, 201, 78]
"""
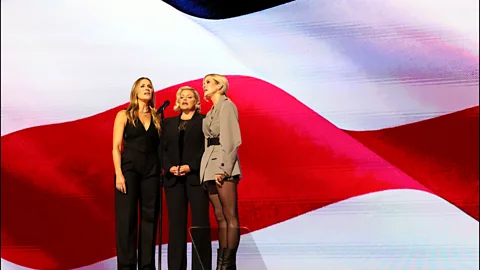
[112, 77, 162, 269]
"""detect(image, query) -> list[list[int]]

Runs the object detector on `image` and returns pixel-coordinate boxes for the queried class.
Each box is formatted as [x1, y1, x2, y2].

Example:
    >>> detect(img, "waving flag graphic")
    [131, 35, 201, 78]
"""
[1, 0, 478, 269]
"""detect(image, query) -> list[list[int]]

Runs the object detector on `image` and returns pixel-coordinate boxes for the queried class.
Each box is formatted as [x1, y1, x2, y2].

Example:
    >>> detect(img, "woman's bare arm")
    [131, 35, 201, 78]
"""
[112, 110, 127, 176]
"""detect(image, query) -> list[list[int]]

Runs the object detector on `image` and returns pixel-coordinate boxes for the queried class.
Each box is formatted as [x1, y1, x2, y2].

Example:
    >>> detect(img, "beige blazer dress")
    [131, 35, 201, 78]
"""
[200, 95, 242, 183]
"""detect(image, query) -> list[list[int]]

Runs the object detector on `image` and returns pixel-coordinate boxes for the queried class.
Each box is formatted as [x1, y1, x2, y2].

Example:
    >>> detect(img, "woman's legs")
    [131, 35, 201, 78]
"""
[209, 192, 227, 248]
[207, 180, 240, 270]
[137, 175, 160, 270]
[115, 171, 140, 270]
[216, 181, 240, 250]
[187, 184, 212, 270]
[165, 182, 188, 270]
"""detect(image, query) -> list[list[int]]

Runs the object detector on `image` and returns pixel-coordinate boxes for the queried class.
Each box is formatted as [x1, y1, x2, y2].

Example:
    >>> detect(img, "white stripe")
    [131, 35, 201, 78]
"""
[1, 0, 478, 135]
[2, 189, 478, 269]
[386, 0, 479, 49]
[0, 0, 256, 136]
[190, 0, 479, 130]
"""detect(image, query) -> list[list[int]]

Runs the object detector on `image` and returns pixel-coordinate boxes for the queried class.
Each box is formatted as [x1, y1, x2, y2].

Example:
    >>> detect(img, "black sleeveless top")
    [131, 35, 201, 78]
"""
[123, 115, 160, 154]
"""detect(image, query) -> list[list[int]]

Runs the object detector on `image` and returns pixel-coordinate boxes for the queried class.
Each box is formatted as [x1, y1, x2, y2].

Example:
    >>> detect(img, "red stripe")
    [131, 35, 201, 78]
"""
[2, 75, 434, 269]
[346, 106, 479, 220]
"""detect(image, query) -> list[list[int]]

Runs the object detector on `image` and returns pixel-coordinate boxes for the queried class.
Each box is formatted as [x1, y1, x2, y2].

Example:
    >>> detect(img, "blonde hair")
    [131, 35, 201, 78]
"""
[173, 86, 201, 112]
[125, 77, 161, 136]
[204, 73, 229, 95]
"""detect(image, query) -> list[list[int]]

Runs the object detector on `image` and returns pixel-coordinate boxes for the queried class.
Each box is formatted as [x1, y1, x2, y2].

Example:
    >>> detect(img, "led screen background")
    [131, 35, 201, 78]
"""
[1, 0, 479, 269]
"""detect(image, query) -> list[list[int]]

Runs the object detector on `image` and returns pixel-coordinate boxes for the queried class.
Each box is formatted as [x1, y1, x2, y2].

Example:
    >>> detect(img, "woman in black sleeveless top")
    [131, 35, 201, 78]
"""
[112, 77, 162, 270]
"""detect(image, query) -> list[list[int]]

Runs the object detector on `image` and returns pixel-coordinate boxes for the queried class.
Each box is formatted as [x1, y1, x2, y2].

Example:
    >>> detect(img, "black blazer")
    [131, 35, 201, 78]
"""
[161, 112, 206, 187]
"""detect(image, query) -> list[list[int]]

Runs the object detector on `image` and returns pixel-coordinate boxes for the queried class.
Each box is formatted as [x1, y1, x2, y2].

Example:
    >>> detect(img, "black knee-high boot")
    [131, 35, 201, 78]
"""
[216, 248, 225, 270]
[221, 248, 237, 270]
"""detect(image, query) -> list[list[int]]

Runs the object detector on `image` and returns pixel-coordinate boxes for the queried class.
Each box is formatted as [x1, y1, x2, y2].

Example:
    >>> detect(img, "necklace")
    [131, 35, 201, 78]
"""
[141, 110, 149, 116]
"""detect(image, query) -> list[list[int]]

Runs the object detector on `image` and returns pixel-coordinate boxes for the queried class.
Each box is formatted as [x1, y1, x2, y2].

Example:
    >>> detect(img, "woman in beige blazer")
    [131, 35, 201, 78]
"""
[200, 73, 242, 270]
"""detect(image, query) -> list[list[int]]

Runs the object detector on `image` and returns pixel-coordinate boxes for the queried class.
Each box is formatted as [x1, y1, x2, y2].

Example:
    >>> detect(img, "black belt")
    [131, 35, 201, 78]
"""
[207, 137, 220, 147]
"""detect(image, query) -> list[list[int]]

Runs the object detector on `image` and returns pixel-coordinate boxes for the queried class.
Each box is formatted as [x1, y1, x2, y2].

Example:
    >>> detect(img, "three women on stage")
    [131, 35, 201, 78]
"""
[113, 74, 242, 270]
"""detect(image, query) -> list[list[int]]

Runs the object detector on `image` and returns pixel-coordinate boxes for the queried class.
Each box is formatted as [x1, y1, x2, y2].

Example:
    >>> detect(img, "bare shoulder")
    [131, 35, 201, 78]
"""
[115, 109, 127, 122]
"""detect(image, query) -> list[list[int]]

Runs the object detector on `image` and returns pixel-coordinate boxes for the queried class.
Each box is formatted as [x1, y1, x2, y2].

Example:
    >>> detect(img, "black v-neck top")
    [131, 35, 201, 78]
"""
[123, 115, 160, 153]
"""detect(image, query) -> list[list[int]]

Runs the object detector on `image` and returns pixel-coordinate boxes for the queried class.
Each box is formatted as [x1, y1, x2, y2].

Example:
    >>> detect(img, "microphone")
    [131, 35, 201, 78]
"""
[156, 100, 170, 114]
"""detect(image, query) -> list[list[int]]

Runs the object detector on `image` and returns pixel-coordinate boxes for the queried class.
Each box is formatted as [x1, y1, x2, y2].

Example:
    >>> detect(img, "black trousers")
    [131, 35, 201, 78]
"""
[165, 177, 212, 270]
[115, 151, 160, 270]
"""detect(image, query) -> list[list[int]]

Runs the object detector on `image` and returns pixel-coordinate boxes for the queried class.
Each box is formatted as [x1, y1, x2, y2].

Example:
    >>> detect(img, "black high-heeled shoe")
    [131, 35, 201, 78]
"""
[221, 248, 237, 270]
[216, 248, 225, 270]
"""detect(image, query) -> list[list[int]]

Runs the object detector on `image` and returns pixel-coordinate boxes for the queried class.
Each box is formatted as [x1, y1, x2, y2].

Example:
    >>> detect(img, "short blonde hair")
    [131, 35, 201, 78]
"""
[204, 73, 229, 95]
[173, 86, 201, 112]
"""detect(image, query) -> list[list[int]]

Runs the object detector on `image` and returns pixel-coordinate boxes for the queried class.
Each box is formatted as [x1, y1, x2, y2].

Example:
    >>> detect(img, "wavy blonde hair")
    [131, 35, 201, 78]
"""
[173, 86, 201, 112]
[204, 73, 229, 95]
[125, 77, 161, 136]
